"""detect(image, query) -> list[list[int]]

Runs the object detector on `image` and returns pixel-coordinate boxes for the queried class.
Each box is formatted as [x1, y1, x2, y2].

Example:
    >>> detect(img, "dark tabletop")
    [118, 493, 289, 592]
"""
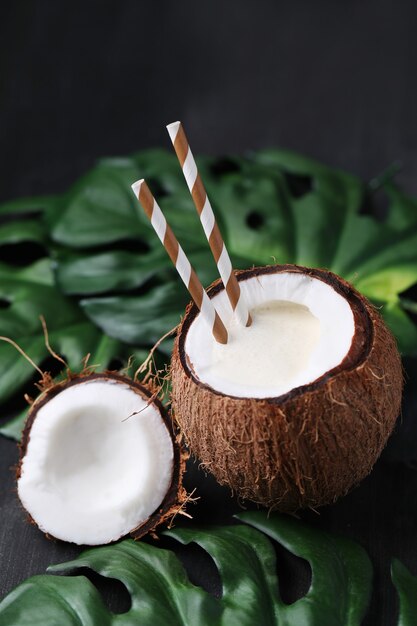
[1, 1, 417, 624]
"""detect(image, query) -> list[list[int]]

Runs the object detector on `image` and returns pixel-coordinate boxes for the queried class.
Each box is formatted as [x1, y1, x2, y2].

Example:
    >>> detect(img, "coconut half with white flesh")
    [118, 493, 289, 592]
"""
[17, 373, 186, 545]
[171, 264, 403, 510]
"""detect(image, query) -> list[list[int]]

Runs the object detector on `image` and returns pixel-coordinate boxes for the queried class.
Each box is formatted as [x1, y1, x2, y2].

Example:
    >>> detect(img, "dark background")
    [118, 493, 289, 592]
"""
[1, 1, 417, 624]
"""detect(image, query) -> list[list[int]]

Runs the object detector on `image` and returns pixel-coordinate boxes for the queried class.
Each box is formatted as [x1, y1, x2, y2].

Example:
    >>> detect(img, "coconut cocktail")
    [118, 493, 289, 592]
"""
[137, 121, 403, 512]
[171, 265, 402, 510]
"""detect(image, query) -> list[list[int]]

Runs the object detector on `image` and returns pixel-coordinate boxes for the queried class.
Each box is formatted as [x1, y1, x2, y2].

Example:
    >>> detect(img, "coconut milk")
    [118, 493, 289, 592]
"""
[208, 300, 321, 393]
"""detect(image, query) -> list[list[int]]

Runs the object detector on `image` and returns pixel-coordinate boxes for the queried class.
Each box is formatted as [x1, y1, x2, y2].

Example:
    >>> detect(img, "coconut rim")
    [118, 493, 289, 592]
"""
[176, 264, 373, 405]
[18, 371, 187, 542]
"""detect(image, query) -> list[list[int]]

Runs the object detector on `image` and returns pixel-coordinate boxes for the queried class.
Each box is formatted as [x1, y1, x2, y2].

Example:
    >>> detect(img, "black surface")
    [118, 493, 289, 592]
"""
[1, 1, 417, 624]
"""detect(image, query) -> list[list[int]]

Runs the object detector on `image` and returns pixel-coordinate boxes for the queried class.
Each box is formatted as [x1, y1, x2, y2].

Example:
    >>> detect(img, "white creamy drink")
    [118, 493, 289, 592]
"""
[185, 272, 355, 398]
[209, 300, 321, 393]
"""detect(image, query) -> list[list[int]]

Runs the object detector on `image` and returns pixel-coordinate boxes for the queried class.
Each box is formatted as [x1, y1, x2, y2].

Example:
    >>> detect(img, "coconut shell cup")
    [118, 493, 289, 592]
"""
[171, 264, 403, 511]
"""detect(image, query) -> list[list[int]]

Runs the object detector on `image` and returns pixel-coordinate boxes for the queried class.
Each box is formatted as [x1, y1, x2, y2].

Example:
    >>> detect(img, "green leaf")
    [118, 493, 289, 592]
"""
[17, 258, 55, 286]
[0, 540, 220, 626]
[0, 195, 57, 217]
[382, 179, 417, 230]
[0, 514, 372, 626]
[346, 228, 417, 283]
[0, 220, 46, 246]
[49, 160, 147, 247]
[237, 511, 372, 626]
[251, 149, 364, 267]
[169, 513, 372, 626]
[206, 165, 296, 264]
[167, 524, 281, 626]
[52, 540, 220, 626]
[391, 559, 417, 626]
[0, 574, 112, 626]
[55, 248, 170, 295]
[355, 265, 417, 303]
[80, 283, 190, 347]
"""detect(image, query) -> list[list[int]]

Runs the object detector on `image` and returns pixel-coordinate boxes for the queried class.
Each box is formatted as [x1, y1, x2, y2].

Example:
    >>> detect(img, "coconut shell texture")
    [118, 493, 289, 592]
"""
[171, 265, 403, 511]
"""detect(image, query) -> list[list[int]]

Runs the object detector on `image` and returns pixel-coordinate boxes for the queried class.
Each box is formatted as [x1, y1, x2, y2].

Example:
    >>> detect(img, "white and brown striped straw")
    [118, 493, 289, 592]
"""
[131, 179, 228, 344]
[166, 121, 252, 327]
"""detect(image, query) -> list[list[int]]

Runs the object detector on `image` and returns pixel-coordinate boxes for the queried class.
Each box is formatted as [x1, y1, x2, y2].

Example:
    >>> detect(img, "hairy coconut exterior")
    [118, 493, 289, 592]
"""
[171, 265, 403, 511]
[18, 371, 188, 541]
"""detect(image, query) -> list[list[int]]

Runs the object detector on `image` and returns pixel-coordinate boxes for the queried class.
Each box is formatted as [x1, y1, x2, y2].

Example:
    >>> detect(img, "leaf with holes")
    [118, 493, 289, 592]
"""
[0, 512, 372, 626]
[198, 149, 417, 353]
[246, 150, 417, 354]
[237, 511, 372, 626]
[218, 148, 363, 268]
[168, 512, 372, 626]
[204, 158, 296, 265]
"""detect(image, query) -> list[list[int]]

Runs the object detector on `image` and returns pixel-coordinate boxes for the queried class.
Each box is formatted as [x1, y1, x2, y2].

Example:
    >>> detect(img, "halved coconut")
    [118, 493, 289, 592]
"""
[171, 264, 403, 511]
[17, 372, 186, 545]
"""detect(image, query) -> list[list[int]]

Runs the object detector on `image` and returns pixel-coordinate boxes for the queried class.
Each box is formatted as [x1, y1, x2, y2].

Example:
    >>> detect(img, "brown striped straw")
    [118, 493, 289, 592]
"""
[131, 179, 228, 344]
[166, 121, 252, 327]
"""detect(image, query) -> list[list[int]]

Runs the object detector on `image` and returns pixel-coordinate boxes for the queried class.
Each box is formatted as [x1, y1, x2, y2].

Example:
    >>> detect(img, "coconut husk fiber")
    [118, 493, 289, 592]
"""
[171, 265, 403, 511]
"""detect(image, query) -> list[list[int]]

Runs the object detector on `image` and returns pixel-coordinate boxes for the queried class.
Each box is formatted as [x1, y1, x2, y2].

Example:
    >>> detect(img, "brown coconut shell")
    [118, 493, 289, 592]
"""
[18, 371, 188, 541]
[171, 264, 403, 511]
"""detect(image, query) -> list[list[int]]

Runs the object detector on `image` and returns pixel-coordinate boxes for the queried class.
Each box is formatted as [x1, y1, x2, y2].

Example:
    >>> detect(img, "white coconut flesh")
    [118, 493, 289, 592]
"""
[185, 272, 355, 398]
[18, 379, 174, 545]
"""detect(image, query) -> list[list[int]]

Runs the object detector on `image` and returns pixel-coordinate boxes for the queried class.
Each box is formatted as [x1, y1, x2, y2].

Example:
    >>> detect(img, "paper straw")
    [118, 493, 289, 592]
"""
[166, 121, 252, 327]
[131, 179, 228, 344]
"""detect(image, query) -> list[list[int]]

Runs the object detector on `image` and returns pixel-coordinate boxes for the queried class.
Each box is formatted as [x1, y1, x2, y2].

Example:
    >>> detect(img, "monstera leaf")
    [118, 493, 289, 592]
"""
[0, 147, 416, 440]
[0, 512, 373, 626]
